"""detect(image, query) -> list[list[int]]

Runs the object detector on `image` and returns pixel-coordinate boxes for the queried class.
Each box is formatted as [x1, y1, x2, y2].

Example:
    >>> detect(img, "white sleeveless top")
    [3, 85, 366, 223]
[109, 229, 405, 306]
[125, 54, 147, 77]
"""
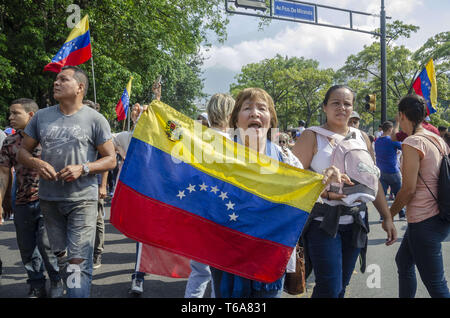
[309, 126, 367, 224]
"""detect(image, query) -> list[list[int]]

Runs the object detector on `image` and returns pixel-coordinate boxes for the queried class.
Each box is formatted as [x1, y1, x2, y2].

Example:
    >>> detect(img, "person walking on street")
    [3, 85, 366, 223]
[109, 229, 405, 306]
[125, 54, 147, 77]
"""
[374, 120, 406, 220]
[83, 100, 108, 270]
[0, 98, 63, 298]
[390, 94, 450, 298]
[18, 66, 116, 298]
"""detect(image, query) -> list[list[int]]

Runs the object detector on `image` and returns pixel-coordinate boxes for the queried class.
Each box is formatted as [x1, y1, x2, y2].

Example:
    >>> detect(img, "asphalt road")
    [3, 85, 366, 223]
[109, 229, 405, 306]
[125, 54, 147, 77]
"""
[1, 200, 449, 298]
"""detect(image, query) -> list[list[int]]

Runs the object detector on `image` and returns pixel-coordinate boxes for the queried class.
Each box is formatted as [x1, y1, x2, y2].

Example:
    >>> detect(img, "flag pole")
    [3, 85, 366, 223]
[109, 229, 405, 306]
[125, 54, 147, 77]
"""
[127, 106, 131, 131]
[90, 57, 97, 104]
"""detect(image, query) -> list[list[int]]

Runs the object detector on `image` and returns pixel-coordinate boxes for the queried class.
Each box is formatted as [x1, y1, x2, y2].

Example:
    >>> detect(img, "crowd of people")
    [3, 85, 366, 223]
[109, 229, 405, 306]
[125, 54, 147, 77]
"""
[0, 65, 449, 298]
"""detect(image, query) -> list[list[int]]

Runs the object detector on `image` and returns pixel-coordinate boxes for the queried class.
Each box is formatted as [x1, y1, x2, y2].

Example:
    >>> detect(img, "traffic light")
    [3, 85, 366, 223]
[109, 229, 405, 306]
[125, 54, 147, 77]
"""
[365, 94, 376, 112]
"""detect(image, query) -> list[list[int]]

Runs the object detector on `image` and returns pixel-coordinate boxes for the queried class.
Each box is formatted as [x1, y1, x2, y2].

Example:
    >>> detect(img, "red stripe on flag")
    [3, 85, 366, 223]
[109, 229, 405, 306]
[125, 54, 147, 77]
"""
[412, 76, 423, 97]
[110, 181, 292, 283]
[139, 244, 192, 278]
[115, 100, 126, 121]
[43, 44, 92, 73]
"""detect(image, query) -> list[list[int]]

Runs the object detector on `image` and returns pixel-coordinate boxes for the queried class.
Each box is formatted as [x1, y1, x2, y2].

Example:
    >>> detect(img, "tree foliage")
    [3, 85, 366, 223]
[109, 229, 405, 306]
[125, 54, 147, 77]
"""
[0, 0, 228, 130]
[230, 55, 334, 130]
[338, 22, 449, 131]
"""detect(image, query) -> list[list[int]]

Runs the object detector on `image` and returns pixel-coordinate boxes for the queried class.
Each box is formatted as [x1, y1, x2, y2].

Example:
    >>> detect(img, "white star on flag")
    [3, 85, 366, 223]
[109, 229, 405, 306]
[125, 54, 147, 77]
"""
[229, 212, 238, 221]
[176, 190, 186, 200]
[219, 192, 228, 200]
[226, 201, 235, 210]
[199, 183, 208, 191]
[186, 184, 196, 193]
[210, 186, 219, 194]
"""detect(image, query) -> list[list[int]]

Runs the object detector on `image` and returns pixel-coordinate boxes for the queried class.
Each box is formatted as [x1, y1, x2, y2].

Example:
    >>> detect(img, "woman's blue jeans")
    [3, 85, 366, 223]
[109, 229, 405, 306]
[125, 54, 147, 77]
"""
[306, 220, 362, 298]
[395, 214, 450, 298]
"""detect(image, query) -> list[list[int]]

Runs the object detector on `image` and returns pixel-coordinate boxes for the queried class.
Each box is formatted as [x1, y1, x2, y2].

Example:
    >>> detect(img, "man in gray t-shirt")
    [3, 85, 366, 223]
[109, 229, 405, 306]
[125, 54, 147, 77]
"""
[24, 103, 111, 201]
[18, 66, 116, 298]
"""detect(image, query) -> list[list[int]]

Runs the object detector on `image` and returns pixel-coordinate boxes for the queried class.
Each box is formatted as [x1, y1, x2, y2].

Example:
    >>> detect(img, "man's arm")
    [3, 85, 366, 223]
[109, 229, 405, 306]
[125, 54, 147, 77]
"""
[18, 134, 58, 180]
[57, 139, 116, 182]
[390, 144, 420, 216]
[390, 115, 400, 141]
[99, 170, 108, 199]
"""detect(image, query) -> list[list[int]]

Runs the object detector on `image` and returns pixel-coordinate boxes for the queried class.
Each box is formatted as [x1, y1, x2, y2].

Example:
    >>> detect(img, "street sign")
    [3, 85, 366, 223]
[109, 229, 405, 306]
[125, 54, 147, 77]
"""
[236, 0, 267, 11]
[274, 0, 315, 22]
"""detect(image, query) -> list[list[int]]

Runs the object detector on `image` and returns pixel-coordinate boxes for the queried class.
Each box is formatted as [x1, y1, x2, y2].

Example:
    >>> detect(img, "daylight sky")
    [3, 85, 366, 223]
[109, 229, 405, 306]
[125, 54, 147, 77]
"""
[200, 0, 450, 104]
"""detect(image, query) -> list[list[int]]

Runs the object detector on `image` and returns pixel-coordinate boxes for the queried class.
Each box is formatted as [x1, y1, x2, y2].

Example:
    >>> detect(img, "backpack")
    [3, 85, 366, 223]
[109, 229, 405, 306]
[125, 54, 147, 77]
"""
[308, 126, 380, 204]
[417, 134, 450, 222]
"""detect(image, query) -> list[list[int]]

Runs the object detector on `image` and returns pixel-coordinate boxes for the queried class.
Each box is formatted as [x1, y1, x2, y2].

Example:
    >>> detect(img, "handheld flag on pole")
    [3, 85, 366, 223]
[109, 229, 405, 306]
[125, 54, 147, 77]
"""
[115, 77, 133, 121]
[44, 15, 92, 73]
[110, 100, 325, 283]
[412, 59, 438, 115]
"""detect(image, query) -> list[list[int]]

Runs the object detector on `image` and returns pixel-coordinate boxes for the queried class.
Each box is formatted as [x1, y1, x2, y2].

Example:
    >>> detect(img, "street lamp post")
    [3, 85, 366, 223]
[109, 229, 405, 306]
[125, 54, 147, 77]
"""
[226, 0, 391, 125]
[380, 0, 387, 123]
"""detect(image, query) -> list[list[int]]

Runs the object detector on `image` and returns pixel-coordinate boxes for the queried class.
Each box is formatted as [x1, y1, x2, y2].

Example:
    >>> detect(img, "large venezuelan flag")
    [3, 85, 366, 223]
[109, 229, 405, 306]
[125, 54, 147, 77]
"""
[412, 59, 438, 115]
[115, 77, 133, 121]
[44, 15, 92, 73]
[110, 100, 324, 283]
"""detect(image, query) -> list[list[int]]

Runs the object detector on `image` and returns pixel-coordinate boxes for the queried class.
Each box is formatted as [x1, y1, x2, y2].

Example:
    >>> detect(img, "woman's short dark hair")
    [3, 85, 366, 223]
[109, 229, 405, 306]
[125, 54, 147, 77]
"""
[323, 85, 356, 106]
[381, 121, 394, 132]
[398, 94, 427, 134]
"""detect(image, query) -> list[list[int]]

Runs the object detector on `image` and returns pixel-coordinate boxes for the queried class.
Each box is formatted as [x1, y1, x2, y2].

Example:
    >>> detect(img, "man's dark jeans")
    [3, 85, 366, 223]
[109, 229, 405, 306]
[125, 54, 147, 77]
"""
[380, 171, 405, 218]
[14, 200, 60, 288]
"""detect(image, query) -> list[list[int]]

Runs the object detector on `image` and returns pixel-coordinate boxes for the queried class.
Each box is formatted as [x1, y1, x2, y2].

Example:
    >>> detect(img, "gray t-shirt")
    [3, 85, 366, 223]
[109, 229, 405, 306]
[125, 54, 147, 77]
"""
[24, 105, 112, 202]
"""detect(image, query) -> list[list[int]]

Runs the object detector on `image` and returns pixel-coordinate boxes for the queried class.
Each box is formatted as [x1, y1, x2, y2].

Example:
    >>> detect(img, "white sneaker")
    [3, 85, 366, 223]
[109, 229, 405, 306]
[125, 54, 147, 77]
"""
[130, 278, 143, 295]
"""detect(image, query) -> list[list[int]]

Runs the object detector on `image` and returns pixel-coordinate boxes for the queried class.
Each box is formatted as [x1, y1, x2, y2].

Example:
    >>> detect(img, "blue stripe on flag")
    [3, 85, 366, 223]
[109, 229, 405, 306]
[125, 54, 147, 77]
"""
[119, 137, 308, 247]
[419, 69, 436, 115]
[51, 31, 91, 62]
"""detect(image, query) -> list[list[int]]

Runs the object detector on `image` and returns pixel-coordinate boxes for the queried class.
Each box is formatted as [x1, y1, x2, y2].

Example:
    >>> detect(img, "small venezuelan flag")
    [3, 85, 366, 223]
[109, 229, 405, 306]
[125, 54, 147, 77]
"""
[413, 59, 438, 115]
[115, 77, 133, 121]
[110, 100, 324, 283]
[44, 15, 92, 73]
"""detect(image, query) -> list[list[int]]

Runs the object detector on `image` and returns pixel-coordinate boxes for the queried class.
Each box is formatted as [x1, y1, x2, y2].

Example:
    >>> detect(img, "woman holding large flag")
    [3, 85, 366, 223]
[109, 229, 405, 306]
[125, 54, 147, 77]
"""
[209, 88, 350, 298]
[292, 85, 397, 298]
[389, 94, 450, 298]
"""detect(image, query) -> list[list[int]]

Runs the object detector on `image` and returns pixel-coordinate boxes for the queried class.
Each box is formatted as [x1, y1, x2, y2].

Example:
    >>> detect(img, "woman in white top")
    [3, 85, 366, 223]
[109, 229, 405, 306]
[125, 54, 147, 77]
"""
[292, 85, 397, 298]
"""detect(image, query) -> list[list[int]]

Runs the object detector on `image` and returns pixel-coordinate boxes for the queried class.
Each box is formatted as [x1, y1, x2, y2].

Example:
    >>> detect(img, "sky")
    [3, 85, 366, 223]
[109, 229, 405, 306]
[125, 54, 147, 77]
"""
[199, 0, 450, 105]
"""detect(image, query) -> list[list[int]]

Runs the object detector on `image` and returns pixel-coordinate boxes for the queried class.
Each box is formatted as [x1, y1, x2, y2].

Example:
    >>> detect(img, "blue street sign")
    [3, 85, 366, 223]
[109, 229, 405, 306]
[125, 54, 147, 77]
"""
[274, 0, 315, 21]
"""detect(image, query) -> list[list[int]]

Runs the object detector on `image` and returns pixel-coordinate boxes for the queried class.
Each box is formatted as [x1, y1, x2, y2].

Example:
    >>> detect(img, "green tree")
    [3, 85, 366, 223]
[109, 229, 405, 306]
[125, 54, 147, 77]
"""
[229, 55, 334, 130]
[337, 21, 449, 129]
[0, 0, 228, 130]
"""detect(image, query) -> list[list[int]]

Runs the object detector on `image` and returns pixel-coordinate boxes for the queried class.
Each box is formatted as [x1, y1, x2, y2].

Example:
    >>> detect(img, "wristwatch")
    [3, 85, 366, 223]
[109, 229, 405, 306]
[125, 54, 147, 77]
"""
[81, 163, 90, 176]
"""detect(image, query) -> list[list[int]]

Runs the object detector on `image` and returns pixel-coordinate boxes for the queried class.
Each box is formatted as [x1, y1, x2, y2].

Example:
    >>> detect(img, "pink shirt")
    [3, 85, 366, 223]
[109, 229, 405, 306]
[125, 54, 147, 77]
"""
[402, 131, 450, 223]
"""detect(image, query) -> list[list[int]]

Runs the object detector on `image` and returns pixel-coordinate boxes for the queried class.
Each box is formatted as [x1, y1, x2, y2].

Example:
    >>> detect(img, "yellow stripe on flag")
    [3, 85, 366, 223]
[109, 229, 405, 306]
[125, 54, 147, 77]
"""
[133, 100, 324, 213]
[65, 14, 90, 43]
[425, 59, 437, 110]
[126, 77, 133, 97]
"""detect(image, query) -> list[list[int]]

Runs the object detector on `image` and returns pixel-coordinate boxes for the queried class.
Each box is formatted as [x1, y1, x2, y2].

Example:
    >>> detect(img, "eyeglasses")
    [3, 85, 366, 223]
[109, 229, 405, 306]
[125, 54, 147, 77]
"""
[279, 140, 286, 144]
